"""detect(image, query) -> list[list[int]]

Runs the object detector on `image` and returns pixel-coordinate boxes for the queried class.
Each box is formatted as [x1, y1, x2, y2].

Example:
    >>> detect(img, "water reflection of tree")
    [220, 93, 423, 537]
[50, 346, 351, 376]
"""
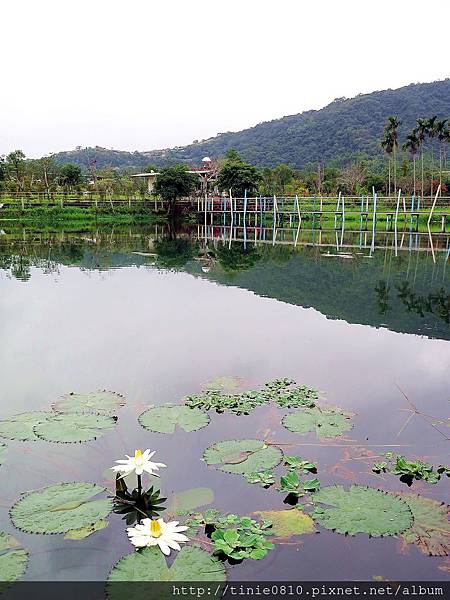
[154, 237, 196, 269]
[0, 254, 32, 281]
[216, 244, 261, 273]
[396, 281, 450, 323]
[374, 280, 391, 315]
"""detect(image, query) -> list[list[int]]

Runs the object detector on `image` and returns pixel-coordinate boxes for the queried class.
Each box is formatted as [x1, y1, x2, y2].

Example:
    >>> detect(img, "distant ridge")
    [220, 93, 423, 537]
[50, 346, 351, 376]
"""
[52, 79, 450, 170]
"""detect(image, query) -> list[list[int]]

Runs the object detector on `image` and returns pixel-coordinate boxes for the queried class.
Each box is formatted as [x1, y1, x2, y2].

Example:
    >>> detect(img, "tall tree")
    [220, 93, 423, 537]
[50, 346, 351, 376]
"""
[385, 116, 402, 194]
[381, 131, 394, 196]
[426, 116, 437, 195]
[433, 118, 448, 193]
[403, 129, 420, 196]
[416, 118, 428, 200]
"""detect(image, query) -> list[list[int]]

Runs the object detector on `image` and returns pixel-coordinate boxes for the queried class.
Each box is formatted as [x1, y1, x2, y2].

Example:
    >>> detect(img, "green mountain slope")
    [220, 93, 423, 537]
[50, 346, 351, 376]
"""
[52, 79, 450, 170]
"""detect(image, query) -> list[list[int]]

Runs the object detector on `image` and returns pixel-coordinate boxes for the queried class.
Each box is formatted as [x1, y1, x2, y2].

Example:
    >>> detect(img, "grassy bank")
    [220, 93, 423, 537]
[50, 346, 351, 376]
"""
[0, 204, 167, 229]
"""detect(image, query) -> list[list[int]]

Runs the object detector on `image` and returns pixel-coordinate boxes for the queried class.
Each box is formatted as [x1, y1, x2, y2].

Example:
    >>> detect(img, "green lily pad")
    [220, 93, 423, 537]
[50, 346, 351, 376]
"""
[0, 411, 54, 442]
[53, 390, 125, 415]
[10, 482, 113, 534]
[0, 443, 6, 466]
[203, 376, 244, 393]
[399, 494, 450, 556]
[0, 532, 28, 583]
[34, 413, 117, 443]
[203, 439, 283, 474]
[108, 545, 226, 582]
[282, 407, 353, 439]
[167, 487, 214, 516]
[312, 485, 413, 537]
[64, 518, 109, 540]
[252, 509, 316, 539]
[138, 405, 210, 434]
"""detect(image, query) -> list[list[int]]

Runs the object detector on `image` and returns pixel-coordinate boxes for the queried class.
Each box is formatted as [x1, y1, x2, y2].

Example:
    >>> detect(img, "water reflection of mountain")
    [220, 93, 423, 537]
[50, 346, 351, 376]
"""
[0, 231, 448, 340]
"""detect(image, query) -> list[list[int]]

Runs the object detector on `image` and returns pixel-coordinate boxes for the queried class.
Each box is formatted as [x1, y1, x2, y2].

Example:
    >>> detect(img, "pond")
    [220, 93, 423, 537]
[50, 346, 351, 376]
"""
[0, 224, 449, 584]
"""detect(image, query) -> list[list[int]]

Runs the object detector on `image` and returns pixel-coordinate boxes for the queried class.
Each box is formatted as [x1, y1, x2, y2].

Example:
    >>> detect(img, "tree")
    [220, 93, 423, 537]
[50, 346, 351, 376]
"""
[416, 118, 428, 200]
[153, 165, 197, 217]
[59, 163, 83, 188]
[433, 118, 448, 193]
[383, 117, 402, 194]
[6, 150, 26, 190]
[403, 129, 420, 196]
[381, 131, 394, 196]
[217, 150, 261, 196]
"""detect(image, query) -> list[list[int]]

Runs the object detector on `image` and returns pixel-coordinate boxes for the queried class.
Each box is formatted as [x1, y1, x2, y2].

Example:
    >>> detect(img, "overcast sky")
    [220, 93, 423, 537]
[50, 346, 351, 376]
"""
[1, 0, 449, 158]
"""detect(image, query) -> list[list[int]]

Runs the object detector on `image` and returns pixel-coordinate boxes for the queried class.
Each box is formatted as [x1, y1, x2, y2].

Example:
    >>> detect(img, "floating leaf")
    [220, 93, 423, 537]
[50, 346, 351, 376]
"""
[203, 439, 283, 474]
[53, 390, 125, 415]
[0, 532, 28, 583]
[0, 443, 6, 466]
[0, 411, 54, 442]
[139, 405, 209, 434]
[399, 494, 450, 556]
[167, 487, 214, 516]
[203, 376, 244, 393]
[64, 518, 109, 540]
[108, 545, 226, 582]
[252, 509, 316, 539]
[283, 407, 353, 439]
[10, 482, 113, 534]
[34, 413, 117, 443]
[312, 485, 412, 537]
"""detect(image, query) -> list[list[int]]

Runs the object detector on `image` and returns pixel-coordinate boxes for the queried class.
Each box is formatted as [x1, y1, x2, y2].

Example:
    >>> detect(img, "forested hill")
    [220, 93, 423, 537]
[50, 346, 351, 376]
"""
[52, 79, 450, 170]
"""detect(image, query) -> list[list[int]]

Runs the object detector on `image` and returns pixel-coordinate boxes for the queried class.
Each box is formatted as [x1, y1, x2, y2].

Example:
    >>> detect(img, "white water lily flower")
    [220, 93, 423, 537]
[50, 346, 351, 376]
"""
[111, 449, 166, 477]
[127, 518, 189, 555]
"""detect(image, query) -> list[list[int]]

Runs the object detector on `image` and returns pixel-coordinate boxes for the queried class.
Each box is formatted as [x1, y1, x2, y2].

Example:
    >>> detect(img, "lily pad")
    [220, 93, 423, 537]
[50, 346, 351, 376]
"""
[252, 509, 316, 539]
[282, 407, 353, 439]
[399, 494, 450, 556]
[203, 439, 283, 474]
[0, 411, 54, 442]
[167, 487, 214, 516]
[0, 443, 6, 466]
[203, 376, 244, 393]
[108, 545, 226, 582]
[138, 405, 210, 434]
[0, 532, 28, 583]
[312, 485, 412, 537]
[10, 482, 113, 534]
[64, 518, 109, 540]
[53, 390, 125, 415]
[34, 413, 117, 443]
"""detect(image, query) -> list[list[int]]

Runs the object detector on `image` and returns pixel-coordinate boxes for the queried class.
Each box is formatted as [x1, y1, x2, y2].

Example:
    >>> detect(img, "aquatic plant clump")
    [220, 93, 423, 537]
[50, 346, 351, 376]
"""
[203, 439, 283, 474]
[138, 404, 210, 434]
[186, 511, 274, 561]
[10, 482, 113, 535]
[398, 494, 450, 556]
[282, 407, 353, 439]
[373, 453, 449, 485]
[108, 545, 226, 582]
[0, 532, 28, 583]
[311, 485, 413, 537]
[185, 378, 319, 415]
[52, 390, 125, 415]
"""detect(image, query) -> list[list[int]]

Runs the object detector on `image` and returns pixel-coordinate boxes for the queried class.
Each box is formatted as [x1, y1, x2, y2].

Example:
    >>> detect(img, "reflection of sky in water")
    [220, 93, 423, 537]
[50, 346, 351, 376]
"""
[0, 249, 449, 581]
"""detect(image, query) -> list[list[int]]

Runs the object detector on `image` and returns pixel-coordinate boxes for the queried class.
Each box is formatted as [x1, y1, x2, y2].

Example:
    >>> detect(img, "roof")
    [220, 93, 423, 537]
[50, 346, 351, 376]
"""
[131, 172, 160, 178]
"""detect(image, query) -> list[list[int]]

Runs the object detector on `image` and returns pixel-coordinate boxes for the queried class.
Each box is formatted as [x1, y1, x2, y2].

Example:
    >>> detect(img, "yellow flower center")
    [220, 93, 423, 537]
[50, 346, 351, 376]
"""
[149, 520, 163, 538]
[134, 449, 143, 461]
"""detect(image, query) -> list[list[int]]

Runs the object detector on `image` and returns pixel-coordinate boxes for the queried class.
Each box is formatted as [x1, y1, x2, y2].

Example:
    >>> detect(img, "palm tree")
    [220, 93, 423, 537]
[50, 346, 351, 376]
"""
[381, 131, 394, 196]
[416, 118, 428, 200]
[385, 117, 402, 194]
[433, 118, 448, 193]
[403, 129, 420, 196]
[426, 116, 437, 195]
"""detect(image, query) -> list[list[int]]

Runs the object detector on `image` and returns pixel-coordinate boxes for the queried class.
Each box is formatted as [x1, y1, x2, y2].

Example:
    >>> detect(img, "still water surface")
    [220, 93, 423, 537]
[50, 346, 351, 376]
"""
[0, 226, 448, 581]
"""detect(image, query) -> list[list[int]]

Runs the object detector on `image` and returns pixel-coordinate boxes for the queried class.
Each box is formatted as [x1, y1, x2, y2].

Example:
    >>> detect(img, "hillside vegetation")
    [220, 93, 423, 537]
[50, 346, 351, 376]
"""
[51, 80, 450, 170]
